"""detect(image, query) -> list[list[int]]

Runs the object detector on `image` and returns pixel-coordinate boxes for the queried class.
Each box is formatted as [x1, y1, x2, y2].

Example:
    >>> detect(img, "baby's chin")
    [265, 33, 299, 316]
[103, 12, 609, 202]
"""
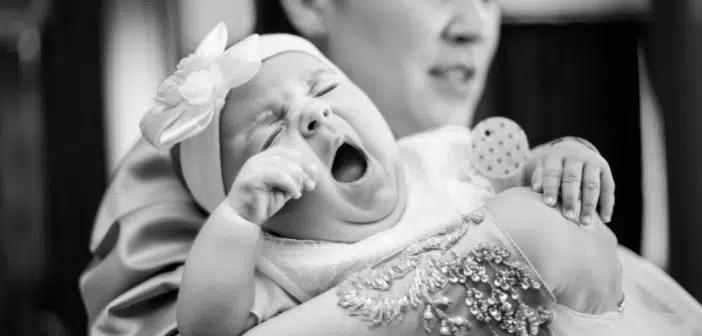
[330, 153, 405, 216]
[266, 161, 408, 242]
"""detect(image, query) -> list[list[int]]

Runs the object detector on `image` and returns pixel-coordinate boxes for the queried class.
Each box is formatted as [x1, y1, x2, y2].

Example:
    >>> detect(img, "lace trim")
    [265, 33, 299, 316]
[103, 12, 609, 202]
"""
[336, 211, 554, 336]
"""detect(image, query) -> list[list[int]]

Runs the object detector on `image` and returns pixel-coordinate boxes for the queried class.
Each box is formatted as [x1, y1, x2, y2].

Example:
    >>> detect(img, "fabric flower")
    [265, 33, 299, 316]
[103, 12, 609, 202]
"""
[139, 22, 262, 150]
[174, 54, 212, 78]
[179, 70, 218, 106]
[155, 75, 184, 106]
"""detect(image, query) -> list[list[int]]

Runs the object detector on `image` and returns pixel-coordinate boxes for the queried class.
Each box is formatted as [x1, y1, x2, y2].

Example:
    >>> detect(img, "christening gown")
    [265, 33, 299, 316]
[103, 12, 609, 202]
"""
[255, 126, 702, 335]
[81, 126, 702, 336]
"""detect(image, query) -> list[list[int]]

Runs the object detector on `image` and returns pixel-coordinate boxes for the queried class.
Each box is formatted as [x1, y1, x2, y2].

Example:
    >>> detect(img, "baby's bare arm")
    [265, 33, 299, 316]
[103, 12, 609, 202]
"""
[178, 145, 319, 336]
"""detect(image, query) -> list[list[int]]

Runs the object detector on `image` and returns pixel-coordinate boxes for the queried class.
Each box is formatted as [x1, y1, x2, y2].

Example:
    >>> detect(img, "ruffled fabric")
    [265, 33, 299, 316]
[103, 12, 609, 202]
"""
[548, 248, 702, 335]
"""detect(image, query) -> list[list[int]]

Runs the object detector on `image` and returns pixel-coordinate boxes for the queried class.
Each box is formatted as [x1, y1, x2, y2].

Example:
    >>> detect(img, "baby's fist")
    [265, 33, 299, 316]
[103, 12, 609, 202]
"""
[226, 147, 318, 225]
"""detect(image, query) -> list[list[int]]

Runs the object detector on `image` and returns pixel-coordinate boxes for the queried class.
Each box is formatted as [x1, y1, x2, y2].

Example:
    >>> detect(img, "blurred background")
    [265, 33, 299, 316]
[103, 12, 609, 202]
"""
[0, 0, 700, 335]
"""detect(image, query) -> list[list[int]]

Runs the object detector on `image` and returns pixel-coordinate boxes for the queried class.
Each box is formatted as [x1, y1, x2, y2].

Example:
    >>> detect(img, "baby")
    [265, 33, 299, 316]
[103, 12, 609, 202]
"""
[139, 23, 614, 336]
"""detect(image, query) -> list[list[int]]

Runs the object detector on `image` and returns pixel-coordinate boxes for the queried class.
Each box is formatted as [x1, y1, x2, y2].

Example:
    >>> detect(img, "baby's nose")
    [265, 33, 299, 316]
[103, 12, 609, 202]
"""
[299, 101, 332, 137]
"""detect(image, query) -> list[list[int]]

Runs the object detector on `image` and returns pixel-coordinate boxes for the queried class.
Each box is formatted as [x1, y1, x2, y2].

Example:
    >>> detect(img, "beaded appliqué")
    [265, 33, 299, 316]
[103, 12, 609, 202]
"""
[336, 211, 553, 336]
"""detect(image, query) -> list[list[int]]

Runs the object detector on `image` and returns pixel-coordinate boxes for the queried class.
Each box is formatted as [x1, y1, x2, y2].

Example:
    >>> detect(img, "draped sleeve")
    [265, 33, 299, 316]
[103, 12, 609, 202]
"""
[79, 139, 203, 336]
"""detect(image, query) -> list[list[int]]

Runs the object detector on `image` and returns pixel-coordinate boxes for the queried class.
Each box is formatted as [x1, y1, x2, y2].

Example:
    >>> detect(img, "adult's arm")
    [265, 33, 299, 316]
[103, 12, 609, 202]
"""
[500, 0, 650, 22]
[79, 139, 204, 336]
[244, 188, 622, 336]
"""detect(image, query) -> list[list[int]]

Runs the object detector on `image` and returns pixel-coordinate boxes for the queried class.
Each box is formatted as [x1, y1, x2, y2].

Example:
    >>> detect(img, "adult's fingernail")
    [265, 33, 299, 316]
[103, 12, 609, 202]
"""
[581, 215, 591, 225]
[532, 182, 541, 191]
[604, 215, 612, 223]
[294, 192, 302, 199]
[545, 196, 555, 206]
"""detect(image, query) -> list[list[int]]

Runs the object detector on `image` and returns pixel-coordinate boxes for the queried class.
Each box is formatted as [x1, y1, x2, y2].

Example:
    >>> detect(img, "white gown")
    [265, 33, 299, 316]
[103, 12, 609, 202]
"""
[257, 126, 702, 335]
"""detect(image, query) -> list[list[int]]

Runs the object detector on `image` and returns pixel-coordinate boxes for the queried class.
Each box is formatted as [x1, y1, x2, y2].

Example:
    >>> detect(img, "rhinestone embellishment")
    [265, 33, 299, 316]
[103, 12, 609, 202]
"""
[336, 212, 553, 335]
[422, 246, 553, 336]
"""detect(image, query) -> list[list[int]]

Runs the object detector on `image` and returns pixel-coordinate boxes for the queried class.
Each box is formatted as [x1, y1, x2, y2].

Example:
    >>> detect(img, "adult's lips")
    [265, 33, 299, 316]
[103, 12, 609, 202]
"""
[429, 65, 476, 84]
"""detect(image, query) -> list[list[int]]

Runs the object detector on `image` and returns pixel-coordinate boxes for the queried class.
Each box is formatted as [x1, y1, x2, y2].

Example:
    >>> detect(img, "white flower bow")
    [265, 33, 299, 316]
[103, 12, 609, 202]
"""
[140, 23, 262, 150]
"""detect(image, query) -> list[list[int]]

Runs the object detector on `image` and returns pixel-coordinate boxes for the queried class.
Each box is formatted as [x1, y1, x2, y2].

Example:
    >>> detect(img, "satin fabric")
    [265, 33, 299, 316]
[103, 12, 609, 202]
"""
[80, 128, 702, 336]
[80, 138, 198, 336]
[80, 126, 489, 335]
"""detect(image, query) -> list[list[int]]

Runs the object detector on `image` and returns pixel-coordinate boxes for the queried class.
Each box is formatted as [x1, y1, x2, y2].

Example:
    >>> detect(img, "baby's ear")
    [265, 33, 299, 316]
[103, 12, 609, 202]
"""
[280, 0, 334, 40]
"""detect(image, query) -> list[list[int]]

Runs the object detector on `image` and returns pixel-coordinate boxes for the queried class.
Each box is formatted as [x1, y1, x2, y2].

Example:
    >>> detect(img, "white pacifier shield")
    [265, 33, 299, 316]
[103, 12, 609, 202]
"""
[470, 117, 530, 179]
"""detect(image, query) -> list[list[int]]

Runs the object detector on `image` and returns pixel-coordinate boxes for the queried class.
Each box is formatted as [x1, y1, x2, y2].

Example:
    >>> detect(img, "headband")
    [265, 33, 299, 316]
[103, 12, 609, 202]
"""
[140, 22, 341, 212]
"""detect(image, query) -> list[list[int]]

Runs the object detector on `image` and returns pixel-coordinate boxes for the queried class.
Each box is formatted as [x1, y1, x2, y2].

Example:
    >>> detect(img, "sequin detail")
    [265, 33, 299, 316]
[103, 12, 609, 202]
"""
[336, 211, 553, 335]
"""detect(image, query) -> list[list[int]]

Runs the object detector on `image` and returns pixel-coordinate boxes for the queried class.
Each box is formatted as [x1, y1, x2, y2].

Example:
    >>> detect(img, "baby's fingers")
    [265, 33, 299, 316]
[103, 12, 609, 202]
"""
[560, 159, 583, 221]
[531, 164, 544, 192]
[599, 167, 616, 223]
[541, 156, 563, 206]
[274, 159, 314, 192]
[580, 164, 601, 225]
[263, 168, 304, 200]
[273, 148, 319, 190]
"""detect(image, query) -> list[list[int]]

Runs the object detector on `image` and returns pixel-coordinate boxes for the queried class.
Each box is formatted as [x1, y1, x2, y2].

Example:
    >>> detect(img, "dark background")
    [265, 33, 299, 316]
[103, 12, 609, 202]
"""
[1, 1, 700, 335]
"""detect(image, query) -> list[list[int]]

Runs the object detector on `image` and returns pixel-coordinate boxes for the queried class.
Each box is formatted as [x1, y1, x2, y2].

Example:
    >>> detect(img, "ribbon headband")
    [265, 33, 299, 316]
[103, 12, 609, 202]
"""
[140, 23, 340, 213]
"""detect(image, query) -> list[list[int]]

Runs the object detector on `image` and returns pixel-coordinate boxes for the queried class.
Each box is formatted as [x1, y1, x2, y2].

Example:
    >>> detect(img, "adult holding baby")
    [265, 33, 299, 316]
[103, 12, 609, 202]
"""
[147, 23, 700, 336]
[80, 1, 645, 335]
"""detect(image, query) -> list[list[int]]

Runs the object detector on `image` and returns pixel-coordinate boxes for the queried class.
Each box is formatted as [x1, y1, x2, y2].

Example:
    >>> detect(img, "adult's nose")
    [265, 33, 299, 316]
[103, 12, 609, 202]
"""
[441, 0, 486, 45]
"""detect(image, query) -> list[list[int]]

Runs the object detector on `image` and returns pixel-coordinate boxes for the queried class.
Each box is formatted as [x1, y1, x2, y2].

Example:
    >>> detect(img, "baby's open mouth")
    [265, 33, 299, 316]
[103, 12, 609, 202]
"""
[331, 143, 368, 183]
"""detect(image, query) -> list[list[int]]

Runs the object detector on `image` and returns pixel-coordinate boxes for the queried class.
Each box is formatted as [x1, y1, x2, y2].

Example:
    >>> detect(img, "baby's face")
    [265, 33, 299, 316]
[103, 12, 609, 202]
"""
[219, 51, 406, 242]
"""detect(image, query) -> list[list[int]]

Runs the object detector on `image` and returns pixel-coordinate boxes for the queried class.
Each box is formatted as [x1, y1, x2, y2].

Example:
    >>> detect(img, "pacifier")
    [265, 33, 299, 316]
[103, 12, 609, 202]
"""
[469, 117, 530, 192]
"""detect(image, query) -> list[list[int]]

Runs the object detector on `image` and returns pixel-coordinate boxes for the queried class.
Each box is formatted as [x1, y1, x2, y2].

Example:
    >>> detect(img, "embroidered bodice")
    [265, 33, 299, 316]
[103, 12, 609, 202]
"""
[336, 210, 557, 336]
[250, 127, 702, 336]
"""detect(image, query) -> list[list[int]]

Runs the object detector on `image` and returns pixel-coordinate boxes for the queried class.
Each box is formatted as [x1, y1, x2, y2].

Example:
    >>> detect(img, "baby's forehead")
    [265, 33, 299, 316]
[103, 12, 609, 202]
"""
[220, 53, 339, 131]
[255, 53, 336, 91]
[229, 54, 336, 106]
[246, 67, 334, 98]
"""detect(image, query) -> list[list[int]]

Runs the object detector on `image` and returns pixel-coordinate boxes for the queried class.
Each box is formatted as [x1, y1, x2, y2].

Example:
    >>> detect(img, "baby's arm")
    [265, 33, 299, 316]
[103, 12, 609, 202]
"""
[178, 203, 261, 336]
[178, 146, 318, 336]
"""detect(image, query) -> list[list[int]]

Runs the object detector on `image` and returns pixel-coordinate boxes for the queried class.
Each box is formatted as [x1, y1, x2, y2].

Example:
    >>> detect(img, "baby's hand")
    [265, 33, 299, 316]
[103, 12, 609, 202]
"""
[226, 147, 318, 225]
[531, 139, 615, 225]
